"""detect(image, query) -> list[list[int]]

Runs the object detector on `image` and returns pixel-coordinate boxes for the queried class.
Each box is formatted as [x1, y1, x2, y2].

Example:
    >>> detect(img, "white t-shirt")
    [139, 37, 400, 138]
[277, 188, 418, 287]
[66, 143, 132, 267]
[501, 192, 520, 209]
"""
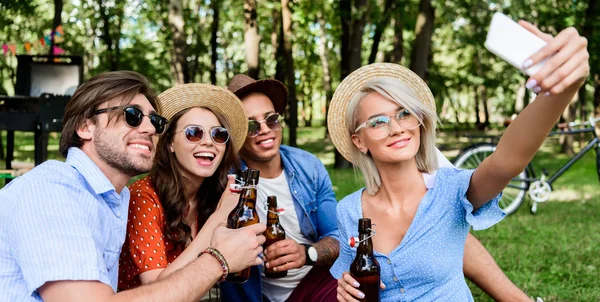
[256, 171, 312, 302]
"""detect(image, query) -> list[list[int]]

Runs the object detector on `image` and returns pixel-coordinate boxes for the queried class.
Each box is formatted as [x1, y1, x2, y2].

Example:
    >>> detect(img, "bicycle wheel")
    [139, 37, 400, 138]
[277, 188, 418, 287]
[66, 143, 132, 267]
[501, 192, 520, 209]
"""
[596, 143, 600, 184]
[454, 144, 529, 215]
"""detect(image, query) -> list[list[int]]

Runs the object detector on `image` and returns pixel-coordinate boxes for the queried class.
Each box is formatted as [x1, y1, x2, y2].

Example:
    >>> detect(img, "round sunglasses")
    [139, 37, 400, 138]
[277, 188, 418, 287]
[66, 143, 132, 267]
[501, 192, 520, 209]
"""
[248, 113, 282, 137]
[93, 106, 169, 134]
[176, 125, 230, 145]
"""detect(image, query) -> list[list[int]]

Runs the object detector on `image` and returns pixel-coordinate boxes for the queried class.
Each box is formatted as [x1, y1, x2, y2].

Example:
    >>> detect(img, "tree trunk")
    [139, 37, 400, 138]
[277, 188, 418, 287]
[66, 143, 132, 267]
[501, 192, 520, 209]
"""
[384, 2, 404, 64]
[480, 85, 490, 128]
[335, 0, 368, 169]
[244, 0, 260, 79]
[578, 0, 597, 138]
[409, 0, 434, 79]
[50, 0, 63, 56]
[98, 0, 118, 71]
[317, 11, 333, 136]
[281, 0, 297, 147]
[473, 86, 481, 127]
[560, 94, 578, 155]
[368, 0, 395, 64]
[169, 0, 188, 84]
[210, 0, 220, 85]
[272, 2, 285, 82]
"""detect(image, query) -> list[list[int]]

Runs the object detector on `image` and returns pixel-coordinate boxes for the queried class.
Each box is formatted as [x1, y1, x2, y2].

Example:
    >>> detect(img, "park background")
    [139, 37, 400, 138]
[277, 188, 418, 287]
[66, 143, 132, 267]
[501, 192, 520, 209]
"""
[1, 0, 599, 300]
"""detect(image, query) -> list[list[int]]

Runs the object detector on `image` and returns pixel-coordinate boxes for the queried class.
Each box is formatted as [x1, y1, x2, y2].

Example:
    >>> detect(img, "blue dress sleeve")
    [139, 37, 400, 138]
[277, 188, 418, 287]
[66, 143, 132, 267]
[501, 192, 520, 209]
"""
[453, 168, 506, 231]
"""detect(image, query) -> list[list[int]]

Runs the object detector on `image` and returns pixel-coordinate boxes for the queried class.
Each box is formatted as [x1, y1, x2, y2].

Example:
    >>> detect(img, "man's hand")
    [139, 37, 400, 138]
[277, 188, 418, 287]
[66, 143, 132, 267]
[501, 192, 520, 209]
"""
[211, 223, 266, 273]
[264, 239, 306, 271]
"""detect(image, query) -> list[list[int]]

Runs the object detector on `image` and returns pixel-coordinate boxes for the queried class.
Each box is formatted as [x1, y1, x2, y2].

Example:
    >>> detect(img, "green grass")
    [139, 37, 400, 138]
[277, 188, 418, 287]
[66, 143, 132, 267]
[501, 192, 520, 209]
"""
[2, 127, 600, 300]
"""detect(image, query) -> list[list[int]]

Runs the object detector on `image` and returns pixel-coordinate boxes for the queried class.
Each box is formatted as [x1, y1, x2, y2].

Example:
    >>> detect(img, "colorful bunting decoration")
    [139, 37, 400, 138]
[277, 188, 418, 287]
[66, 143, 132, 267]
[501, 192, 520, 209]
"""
[2, 25, 67, 56]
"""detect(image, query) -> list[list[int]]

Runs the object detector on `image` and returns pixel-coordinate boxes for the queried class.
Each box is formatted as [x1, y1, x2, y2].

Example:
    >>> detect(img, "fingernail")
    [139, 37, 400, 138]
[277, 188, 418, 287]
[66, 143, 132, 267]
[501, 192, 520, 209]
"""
[227, 173, 236, 178]
[523, 59, 533, 69]
[544, 91, 551, 96]
[533, 86, 542, 94]
[353, 281, 360, 287]
[357, 292, 365, 299]
[525, 79, 537, 89]
[381, 282, 386, 289]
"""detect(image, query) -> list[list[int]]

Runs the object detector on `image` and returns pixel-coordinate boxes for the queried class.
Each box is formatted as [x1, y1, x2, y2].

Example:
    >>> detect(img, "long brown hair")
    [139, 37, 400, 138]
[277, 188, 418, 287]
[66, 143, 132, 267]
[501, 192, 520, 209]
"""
[149, 107, 240, 250]
[59, 71, 158, 157]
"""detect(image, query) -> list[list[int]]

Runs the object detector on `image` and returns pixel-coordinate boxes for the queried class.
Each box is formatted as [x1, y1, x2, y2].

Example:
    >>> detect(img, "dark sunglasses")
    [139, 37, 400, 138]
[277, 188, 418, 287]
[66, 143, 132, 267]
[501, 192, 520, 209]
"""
[248, 113, 282, 137]
[177, 125, 230, 145]
[93, 106, 168, 134]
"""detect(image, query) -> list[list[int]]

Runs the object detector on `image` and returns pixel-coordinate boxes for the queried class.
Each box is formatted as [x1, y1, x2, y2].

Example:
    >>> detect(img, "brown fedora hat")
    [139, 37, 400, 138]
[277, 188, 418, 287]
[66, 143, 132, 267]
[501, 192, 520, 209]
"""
[227, 74, 288, 114]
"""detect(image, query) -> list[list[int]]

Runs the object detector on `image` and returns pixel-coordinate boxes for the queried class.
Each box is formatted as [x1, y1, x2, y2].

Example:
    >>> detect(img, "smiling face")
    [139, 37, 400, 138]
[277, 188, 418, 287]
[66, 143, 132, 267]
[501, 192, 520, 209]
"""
[90, 93, 157, 177]
[239, 92, 282, 164]
[169, 107, 227, 183]
[351, 91, 421, 166]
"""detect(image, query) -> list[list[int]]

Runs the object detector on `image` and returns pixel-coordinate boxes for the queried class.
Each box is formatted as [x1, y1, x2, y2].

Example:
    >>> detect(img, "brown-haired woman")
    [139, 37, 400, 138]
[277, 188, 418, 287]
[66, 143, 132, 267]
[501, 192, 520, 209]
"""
[118, 84, 249, 290]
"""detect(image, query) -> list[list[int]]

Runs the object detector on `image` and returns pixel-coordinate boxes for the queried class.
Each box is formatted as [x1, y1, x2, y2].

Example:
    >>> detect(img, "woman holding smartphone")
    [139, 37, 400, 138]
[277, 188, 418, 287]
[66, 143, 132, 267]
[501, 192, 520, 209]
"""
[328, 22, 588, 301]
[118, 84, 250, 290]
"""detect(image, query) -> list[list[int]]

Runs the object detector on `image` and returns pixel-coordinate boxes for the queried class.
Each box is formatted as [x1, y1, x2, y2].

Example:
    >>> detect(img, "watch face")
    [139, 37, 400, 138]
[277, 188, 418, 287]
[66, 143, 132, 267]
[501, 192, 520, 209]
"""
[308, 247, 318, 261]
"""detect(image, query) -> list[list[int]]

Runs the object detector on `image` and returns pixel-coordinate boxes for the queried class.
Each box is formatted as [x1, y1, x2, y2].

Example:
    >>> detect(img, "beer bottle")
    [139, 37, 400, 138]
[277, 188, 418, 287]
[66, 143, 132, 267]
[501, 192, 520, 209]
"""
[350, 218, 380, 302]
[227, 169, 247, 229]
[263, 196, 287, 279]
[225, 169, 260, 283]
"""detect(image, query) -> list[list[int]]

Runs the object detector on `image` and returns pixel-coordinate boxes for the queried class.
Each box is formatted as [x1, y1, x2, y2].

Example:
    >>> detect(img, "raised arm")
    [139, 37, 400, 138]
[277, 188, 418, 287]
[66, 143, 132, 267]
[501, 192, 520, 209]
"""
[468, 24, 589, 208]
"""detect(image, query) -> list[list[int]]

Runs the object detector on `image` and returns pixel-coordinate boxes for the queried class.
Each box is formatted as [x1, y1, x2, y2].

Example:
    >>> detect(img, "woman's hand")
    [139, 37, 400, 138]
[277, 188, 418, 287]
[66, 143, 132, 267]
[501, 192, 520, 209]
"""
[520, 21, 589, 95]
[215, 174, 240, 215]
[337, 272, 363, 302]
[337, 272, 385, 301]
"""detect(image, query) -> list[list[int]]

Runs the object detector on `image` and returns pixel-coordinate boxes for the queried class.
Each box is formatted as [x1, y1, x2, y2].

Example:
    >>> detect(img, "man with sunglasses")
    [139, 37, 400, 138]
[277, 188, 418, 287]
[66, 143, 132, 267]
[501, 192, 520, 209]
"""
[221, 74, 340, 302]
[0, 71, 267, 302]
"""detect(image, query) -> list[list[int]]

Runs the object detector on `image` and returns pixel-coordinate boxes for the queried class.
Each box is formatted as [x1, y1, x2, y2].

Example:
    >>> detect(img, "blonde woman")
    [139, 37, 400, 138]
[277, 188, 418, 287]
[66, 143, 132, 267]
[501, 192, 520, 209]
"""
[327, 23, 588, 301]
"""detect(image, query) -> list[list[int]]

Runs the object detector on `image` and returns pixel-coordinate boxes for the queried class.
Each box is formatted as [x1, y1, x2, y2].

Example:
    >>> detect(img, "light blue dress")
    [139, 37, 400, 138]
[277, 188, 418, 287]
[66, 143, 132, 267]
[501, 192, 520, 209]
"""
[330, 167, 505, 301]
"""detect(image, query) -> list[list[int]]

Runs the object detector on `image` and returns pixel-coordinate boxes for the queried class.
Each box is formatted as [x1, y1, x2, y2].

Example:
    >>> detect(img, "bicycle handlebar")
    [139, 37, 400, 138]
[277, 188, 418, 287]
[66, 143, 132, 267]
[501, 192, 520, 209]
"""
[558, 116, 600, 129]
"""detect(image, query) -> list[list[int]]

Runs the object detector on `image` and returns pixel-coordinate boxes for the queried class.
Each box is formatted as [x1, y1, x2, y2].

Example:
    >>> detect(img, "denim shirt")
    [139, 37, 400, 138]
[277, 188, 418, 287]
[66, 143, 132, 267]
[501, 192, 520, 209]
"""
[221, 145, 339, 301]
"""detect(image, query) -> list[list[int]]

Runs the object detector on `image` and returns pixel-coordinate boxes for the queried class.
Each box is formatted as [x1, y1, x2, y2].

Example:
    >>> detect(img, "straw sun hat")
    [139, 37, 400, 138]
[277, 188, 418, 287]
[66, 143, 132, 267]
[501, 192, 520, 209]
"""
[327, 63, 436, 164]
[158, 83, 248, 152]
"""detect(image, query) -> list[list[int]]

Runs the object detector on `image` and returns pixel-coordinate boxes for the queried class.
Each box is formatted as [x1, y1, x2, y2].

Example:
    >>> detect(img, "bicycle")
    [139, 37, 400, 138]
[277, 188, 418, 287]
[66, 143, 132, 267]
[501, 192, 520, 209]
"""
[453, 116, 600, 215]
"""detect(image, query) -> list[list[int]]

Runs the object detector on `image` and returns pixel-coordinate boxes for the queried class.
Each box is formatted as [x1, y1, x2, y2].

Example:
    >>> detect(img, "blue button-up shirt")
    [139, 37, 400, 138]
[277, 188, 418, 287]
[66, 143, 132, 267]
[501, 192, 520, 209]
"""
[330, 168, 505, 301]
[0, 148, 130, 301]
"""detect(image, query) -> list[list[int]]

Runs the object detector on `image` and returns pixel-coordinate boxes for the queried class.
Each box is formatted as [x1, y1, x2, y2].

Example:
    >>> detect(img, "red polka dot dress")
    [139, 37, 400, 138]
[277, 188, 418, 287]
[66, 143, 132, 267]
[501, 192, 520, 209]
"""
[118, 177, 180, 290]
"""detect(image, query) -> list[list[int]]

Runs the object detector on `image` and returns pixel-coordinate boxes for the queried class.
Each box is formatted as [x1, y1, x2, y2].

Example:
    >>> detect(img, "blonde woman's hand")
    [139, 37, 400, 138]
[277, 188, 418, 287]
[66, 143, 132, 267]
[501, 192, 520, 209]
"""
[520, 21, 589, 95]
[337, 272, 386, 301]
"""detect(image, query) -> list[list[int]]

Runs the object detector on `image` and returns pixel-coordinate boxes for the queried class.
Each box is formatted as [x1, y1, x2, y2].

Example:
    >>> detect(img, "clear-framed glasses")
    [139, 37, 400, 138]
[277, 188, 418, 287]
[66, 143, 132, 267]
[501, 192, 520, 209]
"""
[93, 106, 169, 134]
[248, 113, 282, 137]
[176, 125, 230, 145]
[354, 109, 421, 139]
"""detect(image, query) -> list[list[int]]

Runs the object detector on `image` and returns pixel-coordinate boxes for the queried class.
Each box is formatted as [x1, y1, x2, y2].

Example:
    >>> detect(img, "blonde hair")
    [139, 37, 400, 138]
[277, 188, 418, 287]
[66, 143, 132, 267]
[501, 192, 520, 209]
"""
[345, 78, 439, 195]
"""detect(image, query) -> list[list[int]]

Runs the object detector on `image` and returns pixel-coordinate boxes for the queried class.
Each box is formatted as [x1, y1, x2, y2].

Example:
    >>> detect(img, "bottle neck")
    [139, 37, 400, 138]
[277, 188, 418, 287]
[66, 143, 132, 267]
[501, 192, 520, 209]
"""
[266, 207, 280, 225]
[357, 231, 374, 254]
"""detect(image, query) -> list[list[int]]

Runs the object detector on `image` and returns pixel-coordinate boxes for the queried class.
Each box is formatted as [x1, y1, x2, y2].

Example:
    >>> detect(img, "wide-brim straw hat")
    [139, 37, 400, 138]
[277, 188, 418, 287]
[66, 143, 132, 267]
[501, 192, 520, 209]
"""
[227, 74, 288, 114]
[327, 63, 436, 164]
[158, 83, 248, 152]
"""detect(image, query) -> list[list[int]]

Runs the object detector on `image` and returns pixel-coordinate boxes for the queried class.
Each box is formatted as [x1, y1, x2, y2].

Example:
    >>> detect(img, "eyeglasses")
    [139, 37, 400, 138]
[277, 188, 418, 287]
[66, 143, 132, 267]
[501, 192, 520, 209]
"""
[354, 109, 421, 139]
[93, 106, 168, 134]
[248, 113, 282, 137]
[176, 125, 230, 145]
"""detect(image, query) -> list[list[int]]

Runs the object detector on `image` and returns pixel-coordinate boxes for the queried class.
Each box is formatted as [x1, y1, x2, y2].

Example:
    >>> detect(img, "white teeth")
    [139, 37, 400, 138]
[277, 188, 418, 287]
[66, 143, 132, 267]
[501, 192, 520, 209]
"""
[259, 138, 274, 145]
[130, 144, 149, 150]
[194, 152, 215, 159]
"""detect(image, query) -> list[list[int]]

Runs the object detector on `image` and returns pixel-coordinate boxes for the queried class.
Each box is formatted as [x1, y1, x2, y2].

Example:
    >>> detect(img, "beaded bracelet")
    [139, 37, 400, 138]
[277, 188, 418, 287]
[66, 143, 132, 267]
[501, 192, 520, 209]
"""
[199, 247, 229, 282]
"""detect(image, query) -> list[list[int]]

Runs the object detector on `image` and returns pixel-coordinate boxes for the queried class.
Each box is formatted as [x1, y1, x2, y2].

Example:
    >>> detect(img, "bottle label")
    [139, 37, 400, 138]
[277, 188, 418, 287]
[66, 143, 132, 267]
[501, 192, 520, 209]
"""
[239, 206, 253, 222]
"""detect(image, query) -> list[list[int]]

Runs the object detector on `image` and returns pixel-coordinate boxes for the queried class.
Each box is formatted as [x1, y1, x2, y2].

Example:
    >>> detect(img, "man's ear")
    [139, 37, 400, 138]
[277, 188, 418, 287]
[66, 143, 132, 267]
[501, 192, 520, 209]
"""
[351, 134, 368, 154]
[76, 119, 95, 141]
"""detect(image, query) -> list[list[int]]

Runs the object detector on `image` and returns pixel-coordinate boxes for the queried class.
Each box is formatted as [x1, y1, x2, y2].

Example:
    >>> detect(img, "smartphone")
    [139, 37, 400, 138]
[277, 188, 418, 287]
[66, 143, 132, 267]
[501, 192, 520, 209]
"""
[485, 12, 548, 76]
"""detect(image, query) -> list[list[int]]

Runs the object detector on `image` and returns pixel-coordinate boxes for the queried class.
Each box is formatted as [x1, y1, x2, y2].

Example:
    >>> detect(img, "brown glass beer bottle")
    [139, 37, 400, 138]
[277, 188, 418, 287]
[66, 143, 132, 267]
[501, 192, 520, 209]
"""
[225, 169, 260, 283]
[350, 218, 380, 302]
[263, 196, 287, 279]
[226, 169, 247, 229]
